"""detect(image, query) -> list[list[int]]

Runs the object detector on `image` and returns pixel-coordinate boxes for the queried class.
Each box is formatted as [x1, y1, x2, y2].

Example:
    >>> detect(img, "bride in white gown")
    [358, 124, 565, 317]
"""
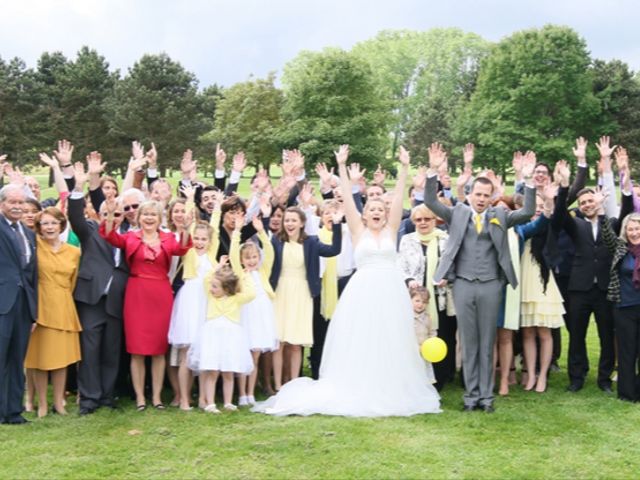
[253, 145, 440, 416]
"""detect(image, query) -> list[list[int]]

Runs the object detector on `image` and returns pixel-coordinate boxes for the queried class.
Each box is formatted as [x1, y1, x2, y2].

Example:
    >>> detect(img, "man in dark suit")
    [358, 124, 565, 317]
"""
[0, 184, 37, 424]
[69, 171, 129, 414]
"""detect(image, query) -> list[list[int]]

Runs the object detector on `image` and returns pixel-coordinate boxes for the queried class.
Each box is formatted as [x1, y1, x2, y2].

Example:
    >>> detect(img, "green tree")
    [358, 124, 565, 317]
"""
[106, 53, 206, 175]
[280, 48, 388, 171]
[592, 59, 640, 170]
[0, 57, 42, 166]
[206, 73, 283, 169]
[454, 25, 600, 173]
[352, 28, 490, 162]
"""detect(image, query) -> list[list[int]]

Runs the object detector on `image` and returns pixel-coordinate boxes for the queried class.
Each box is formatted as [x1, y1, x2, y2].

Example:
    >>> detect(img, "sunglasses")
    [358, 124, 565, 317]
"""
[123, 203, 140, 212]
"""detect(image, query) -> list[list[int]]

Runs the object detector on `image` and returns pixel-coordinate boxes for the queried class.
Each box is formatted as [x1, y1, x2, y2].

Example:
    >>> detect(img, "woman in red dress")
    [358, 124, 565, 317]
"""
[100, 199, 191, 410]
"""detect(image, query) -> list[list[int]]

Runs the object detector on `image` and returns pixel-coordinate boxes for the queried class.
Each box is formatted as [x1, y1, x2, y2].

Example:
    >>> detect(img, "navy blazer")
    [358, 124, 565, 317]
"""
[0, 215, 37, 320]
[269, 223, 342, 298]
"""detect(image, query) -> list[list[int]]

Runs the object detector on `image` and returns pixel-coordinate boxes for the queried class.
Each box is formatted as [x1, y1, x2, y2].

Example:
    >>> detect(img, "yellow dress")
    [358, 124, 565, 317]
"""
[273, 241, 313, 346]
[25, 238, 82, 370]
[520, 240, 565, 328]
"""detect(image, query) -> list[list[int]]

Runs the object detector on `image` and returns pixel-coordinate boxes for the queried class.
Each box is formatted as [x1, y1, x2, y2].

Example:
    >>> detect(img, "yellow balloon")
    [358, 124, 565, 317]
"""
[420, 337, 447, 363]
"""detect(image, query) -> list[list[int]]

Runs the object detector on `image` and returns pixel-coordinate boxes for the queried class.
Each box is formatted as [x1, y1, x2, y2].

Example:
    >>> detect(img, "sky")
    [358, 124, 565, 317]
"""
[1, 0, 639, 88]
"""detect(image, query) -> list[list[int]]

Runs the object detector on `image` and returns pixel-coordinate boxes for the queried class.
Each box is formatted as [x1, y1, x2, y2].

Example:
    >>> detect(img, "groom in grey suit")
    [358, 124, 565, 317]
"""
[424, 155, 535, 412]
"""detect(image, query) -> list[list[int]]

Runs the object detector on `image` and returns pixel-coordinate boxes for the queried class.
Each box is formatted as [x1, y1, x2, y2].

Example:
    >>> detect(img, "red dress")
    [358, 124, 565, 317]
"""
[100, 225, 191, 355]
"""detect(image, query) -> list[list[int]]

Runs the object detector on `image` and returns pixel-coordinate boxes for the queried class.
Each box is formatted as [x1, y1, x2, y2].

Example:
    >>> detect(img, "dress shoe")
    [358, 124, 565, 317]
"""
[481, 405, 495, 414]
[79, 407, 96, 416]
[5, 415, 29, 425]
[599, 384, 613, 394]
[462, 405, 477, 412]
[566, 382, 583, 393]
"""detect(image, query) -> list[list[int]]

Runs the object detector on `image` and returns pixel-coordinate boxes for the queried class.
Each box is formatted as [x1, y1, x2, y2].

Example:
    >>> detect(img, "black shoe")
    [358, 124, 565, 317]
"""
[462, 405, 477, 412]
[5, 415, 29, 425]
[566, 382, 583, 393]
[482, 405, 495, 414]
[79, 407, 96, 416]
[599, 384, 613, 394]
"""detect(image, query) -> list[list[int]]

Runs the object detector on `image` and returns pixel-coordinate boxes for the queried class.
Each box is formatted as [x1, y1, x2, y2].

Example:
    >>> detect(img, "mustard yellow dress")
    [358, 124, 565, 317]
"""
[25, 238, 82, 370]
[273, 241, 313, 346]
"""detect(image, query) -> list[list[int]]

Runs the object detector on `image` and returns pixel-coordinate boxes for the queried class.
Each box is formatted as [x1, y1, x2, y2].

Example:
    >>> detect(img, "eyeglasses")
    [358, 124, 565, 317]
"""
[123, 203, 140, 212]
[414, 217, 436, 223]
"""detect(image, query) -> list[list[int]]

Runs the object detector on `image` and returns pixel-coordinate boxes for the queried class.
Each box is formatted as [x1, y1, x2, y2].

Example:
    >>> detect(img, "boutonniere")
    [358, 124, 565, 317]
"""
[490, 218, 503, 228]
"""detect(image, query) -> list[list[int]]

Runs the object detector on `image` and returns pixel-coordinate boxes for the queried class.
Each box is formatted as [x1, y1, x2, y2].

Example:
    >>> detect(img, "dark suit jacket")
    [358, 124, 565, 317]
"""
[0, 216, 37, 319]
[555, 186, 633, 292]
[269, 223, 342, 298]
[68, 196, 129, 319]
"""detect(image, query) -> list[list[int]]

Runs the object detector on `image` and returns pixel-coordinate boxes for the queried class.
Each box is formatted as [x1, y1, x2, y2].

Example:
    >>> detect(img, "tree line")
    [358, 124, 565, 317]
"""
[1, 25, 639, 177]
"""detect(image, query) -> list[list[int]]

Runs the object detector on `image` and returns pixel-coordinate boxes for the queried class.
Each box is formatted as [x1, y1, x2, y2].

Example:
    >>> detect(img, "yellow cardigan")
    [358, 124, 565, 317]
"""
[183, 208, 221, 279]
[230, 229, 275, 299]
[204, 228, 256, 322]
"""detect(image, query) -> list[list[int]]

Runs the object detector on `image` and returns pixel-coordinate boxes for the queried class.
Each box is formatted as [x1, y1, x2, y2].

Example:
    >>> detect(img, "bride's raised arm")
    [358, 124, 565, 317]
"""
[387, 146, 410, 234]
[336, 144, 365, 240]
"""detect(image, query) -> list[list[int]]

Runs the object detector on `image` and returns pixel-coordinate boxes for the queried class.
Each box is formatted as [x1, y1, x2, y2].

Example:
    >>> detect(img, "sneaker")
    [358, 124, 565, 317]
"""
[238, 396, 249, 406]
[223, 403, 238, 411]
[204, 404, 220, 414]
[247, 395, 256, 405]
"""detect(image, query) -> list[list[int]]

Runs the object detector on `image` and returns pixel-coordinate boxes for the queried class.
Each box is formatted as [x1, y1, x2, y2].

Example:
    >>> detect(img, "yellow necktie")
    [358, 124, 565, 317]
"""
[474, 213, 483, 234]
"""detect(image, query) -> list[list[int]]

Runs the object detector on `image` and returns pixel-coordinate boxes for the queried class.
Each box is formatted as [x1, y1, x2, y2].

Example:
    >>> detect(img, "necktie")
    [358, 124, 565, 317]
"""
[10, 222, 28, 266]
[474, 214, 483, 234]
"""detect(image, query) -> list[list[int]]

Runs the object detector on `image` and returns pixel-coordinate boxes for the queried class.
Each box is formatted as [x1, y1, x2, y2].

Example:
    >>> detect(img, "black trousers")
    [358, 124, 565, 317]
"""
[553, 273, 571, 363]
[567, 287, 615, 387]
[0, 290, 31, 421]
[310, 274, 353, 380]
[432, 310, 457, 389]
[76, 298, 122, 409]
[613, 304, 640, 401]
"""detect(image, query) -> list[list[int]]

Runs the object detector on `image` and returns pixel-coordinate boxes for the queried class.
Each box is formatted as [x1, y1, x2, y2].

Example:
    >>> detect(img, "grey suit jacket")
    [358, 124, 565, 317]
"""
[68, 196, 129, 319]
[424, 175, 535, 288]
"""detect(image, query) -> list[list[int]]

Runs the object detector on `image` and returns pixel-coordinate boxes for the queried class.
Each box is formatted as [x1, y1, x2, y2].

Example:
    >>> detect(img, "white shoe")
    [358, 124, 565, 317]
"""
[238, 396, 249, 406]
[247, 395, 256, 405]
[204, 404, 220, 414]
[223, 403, 238, 411]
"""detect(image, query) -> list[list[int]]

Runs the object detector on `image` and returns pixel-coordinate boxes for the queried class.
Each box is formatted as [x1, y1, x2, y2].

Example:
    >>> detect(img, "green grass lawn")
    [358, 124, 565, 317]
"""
[1, 329, 639, 479]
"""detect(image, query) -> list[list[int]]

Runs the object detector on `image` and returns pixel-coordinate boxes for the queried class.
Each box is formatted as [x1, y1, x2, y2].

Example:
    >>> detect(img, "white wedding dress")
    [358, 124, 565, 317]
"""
[252, 229, 441, 417]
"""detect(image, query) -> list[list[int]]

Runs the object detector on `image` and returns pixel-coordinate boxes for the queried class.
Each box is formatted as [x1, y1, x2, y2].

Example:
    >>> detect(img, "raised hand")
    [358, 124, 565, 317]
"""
[39, 153, 59, 169]
[522, 151, 536, 180]
[298, 182, 314, 207]
[542, 183, 558, 202]
[232, 151, 247, 173]
[572, 137, 588, 161]
[592, 187, 609, 214]
[347, 163, 366, 184]
[5, 164, 25, 186]
[614, 146, 629, 173]
[512, 151, 523, 177]
[281, 150, 295, 176]
[398, 146, 410, 168]
[86, 151, 106, 175]
[554, 159, 570, 187]
[73, 161, 88, 187]
[331, 208, 345, 224]
[412, 166, 427, 191]
[334, 145, 350, 165]
[427, 142, 446, 172]
[253, 166, 270, 192]
[457, 166, 472, 188]
[54, 139, 74, 166]
[373, 164, 387, 185]
[259, 190, 273, 217]
[215, 143, 226, 170]
[251, 214, 265, 233]
[128, 155, 147, 172]
[463, 143, 474, 167]
[179, 183, 196, 202]
[596, 136, 617, 159]
[146, 142, 158, 168]
[288, 149, 305, 176]
[233, 211, 245, 232]
[181, 149, 196, 176]
[132, 141, 145, 160]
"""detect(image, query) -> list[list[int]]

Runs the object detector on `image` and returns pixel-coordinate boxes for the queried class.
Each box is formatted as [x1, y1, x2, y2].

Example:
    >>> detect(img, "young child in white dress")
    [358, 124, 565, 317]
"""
[189, 222, 256, 413]
[168, 189, 222, 410]
[235, 216, 279, 407]
[411, 286, 437, 384]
